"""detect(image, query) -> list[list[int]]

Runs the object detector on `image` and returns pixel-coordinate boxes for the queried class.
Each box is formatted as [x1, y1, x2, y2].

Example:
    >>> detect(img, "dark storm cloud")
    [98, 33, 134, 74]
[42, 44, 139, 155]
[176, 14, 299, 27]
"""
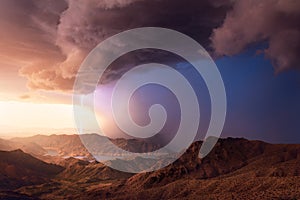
[57, 0, 231, 52]
[0, 0, 232, 91]
[1, 0, 299, 91]
[54, 0, 232, 89]
[211, 0, 300, 72]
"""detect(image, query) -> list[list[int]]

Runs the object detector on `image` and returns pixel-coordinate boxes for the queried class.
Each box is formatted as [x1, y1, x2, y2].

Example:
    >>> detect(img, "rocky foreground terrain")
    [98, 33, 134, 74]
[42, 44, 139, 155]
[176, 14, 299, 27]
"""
[0, 136, 300, 199]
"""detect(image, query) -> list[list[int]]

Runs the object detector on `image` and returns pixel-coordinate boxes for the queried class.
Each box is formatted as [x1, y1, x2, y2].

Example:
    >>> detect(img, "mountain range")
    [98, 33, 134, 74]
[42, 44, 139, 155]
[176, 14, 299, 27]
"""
[0, 135, 300, 199]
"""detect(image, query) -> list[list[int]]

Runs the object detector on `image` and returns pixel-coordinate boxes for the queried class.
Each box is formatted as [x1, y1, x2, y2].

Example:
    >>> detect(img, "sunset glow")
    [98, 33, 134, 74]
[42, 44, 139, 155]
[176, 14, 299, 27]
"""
[0, 101, 75, 134]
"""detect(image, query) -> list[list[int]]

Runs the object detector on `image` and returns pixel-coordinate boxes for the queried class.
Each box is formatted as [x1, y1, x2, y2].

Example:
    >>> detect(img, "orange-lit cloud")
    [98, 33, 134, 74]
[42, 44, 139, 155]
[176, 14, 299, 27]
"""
[19, 94, 31, 99]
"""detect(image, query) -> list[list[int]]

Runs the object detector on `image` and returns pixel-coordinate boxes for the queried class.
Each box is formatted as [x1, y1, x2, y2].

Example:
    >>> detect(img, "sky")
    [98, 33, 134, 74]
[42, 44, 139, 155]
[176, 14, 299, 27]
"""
[0, 0, 299, 143]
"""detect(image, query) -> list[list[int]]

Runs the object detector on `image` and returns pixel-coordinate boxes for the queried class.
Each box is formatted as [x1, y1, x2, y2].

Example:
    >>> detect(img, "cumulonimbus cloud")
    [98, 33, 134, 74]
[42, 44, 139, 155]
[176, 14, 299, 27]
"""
[15, 0, 231, 91]
[0, 0, 299, 91]
[211, 0, 300, 72]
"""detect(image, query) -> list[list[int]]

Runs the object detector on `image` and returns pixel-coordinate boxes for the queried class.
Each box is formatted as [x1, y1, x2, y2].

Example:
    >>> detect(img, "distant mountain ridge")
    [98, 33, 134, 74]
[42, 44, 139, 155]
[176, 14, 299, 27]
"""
[1, 136, 300, 199]
[8, 134, 165, 162]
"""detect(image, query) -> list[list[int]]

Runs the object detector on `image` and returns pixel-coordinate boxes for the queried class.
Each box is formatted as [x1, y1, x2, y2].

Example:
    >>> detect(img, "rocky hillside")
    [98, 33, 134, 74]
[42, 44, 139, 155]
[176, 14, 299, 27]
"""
[1, 137, 300, 199]
[0, 149, 63, 190]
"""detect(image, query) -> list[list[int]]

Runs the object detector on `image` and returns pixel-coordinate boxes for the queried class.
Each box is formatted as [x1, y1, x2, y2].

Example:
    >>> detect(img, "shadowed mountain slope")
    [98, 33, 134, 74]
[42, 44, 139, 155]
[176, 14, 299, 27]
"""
[0, 149, 64, 190]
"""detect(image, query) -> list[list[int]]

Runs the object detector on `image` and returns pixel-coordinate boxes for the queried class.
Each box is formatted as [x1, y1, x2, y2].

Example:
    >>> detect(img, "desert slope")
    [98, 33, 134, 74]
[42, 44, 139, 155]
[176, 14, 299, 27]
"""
[1, 137, 300, 199]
